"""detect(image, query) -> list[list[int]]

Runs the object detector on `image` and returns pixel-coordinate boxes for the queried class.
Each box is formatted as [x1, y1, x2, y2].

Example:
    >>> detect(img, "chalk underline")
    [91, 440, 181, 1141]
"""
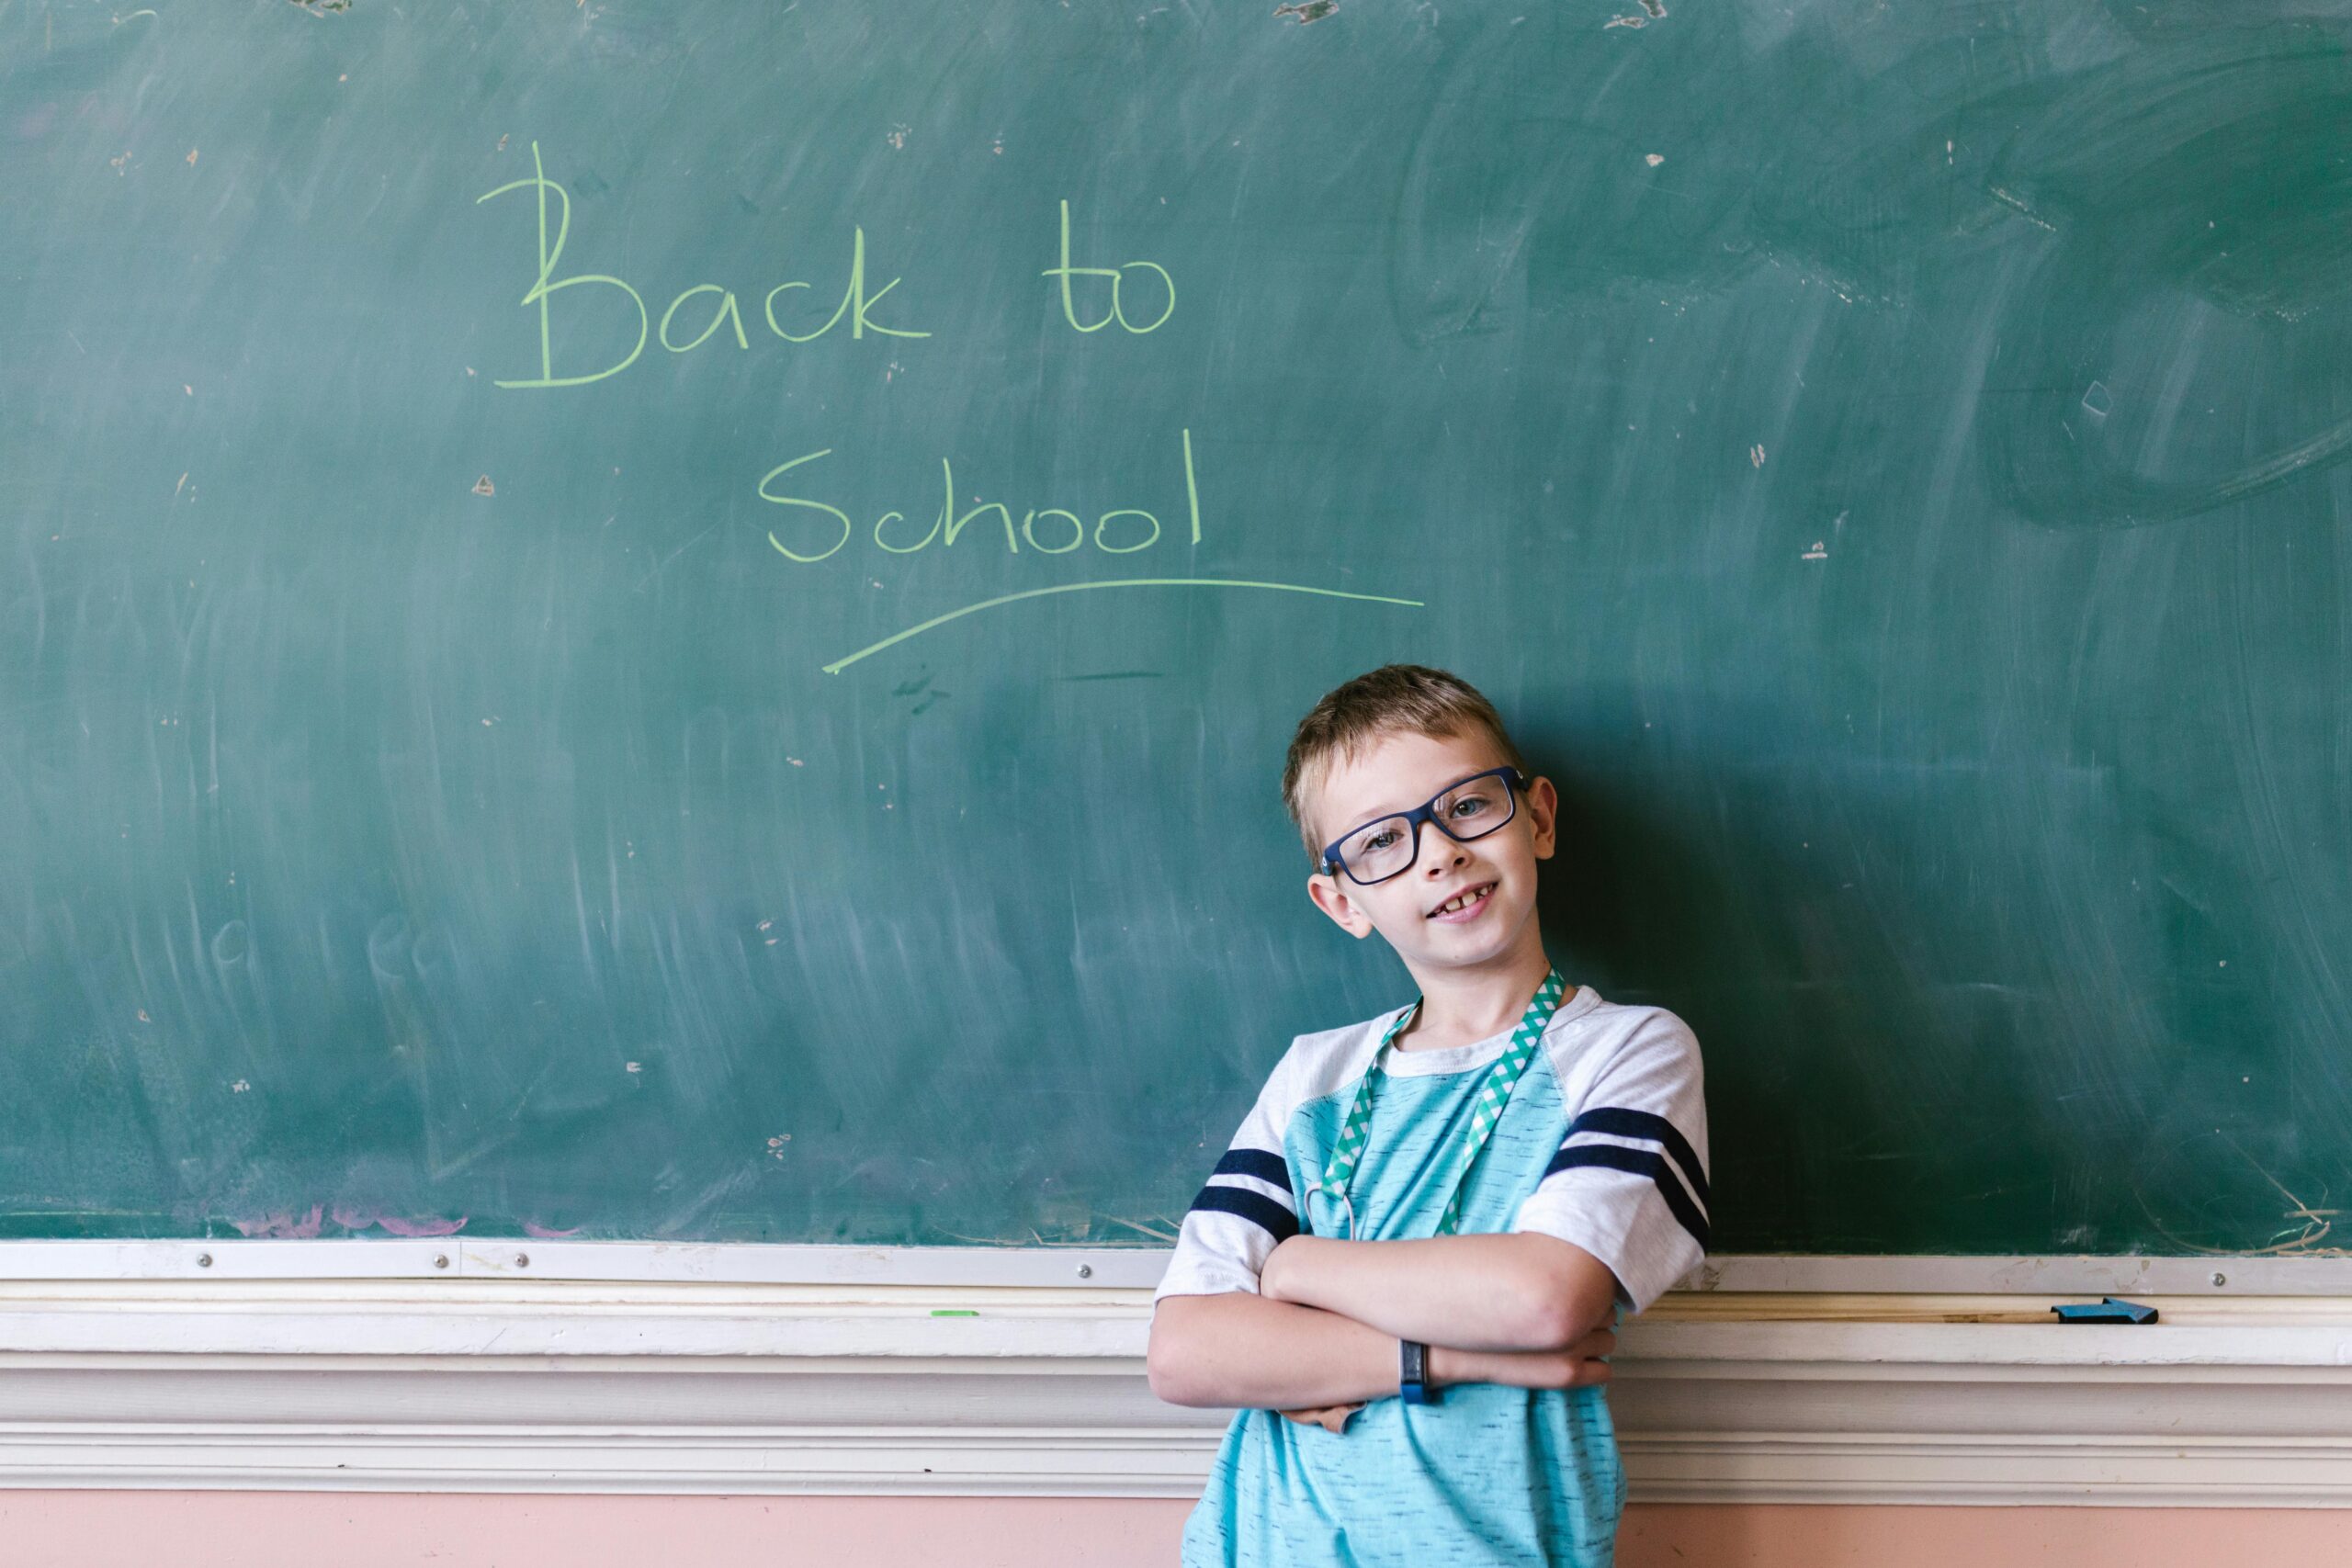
[820, 578, 1425, 674]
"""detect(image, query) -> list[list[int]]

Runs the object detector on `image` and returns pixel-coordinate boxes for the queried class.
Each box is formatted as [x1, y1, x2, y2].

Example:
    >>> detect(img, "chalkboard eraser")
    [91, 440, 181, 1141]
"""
[2051, 1296, 2158, 1324]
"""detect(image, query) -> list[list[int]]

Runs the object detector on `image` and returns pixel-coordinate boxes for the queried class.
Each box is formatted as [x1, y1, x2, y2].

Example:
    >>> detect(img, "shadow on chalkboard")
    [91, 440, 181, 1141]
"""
[1532, 725, 1773, 1251]
[1521, 682, 2127, 1255]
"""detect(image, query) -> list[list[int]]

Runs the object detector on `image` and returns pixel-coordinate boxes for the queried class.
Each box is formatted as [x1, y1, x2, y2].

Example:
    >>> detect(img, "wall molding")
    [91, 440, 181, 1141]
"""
[2, 1280, 2351, 1504]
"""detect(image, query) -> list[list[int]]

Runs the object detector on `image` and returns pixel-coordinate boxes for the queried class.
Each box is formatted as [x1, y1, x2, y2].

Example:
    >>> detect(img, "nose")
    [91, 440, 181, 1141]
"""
[1417, 821, 1468, 878]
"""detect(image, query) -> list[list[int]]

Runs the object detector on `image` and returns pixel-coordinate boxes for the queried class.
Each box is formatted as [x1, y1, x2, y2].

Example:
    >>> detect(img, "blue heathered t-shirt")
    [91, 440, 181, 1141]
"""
[1152, 986, 1711, 1568]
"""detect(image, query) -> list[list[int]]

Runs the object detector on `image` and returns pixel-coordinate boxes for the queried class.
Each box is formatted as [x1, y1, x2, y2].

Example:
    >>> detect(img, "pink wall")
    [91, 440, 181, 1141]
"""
[2, 1495, 2346, 1566]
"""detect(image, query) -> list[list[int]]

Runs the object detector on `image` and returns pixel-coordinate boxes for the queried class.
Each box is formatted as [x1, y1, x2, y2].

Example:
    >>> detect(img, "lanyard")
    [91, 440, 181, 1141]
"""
[1312, 965, 1567, 1240]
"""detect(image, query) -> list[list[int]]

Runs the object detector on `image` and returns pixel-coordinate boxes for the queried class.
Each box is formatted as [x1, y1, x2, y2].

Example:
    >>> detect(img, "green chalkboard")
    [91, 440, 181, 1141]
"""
[5, 0, 2350, 1258]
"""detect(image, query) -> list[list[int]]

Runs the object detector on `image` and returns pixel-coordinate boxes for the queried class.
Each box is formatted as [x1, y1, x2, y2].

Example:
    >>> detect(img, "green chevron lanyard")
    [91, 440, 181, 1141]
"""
[1312, 965, 1567, 1241]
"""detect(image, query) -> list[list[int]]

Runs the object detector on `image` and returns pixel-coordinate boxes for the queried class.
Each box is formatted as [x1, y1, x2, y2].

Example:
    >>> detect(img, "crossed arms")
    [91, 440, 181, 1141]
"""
[1146, 1231, 1623, 1419]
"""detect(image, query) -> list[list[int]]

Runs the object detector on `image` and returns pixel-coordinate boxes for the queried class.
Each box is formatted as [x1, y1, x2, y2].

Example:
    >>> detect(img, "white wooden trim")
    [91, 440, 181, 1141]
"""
[4, 1280, 2352, 1504]
[5, 1242, 2350, 1296]
[1690, 1254, 2352, 1296]
[0, 1240, 1165, 1288]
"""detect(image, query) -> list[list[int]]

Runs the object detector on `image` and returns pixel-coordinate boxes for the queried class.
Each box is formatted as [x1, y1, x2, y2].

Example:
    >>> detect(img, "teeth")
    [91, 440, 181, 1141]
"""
[1435, 884, 1490, 916]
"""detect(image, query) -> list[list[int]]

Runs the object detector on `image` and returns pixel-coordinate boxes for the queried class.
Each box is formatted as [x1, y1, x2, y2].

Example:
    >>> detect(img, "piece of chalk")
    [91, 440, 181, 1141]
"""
[2051, 1296, 2157, 1324]
[930, 1308, 979, 1316]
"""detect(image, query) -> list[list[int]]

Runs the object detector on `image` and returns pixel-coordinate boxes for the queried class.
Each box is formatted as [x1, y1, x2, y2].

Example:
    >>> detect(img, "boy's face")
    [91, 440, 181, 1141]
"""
[1303, 727, 1557, 983]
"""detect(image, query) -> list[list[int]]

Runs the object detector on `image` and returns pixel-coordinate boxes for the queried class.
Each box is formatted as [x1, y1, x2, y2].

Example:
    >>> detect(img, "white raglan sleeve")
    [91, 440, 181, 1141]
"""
[1153, 1050, 1304, 1303]
[1510, 1009, 1711, 1314]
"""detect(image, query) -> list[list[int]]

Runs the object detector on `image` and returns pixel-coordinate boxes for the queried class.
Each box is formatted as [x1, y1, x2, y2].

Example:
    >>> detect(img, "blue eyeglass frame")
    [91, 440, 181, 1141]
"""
[1316, 765, 1531, 885]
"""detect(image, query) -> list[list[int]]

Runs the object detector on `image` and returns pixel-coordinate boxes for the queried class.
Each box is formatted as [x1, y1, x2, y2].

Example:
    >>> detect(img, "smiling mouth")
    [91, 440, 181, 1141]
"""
[1428, 882, 1497, 919]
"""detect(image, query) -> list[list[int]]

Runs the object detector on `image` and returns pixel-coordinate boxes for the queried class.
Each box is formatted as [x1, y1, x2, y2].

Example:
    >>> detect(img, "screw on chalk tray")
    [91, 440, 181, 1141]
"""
[514, 1252, 529, 1269]
[434, 1254, 449, 1269]
[1077, 1264, 1091, 1279]
[196, 1253, 211, 1269]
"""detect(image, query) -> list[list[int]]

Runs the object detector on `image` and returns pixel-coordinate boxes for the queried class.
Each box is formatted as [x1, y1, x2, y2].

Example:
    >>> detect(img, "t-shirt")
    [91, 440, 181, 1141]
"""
[1153, 984, 1710, 1568]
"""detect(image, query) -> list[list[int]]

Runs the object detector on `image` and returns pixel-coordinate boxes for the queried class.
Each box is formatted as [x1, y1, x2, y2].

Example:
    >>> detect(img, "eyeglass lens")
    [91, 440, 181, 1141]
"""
[1336, 775, 1516, 883]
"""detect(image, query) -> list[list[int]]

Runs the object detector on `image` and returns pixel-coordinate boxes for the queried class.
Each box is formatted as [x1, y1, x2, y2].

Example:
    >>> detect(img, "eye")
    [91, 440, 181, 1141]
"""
[1362, 828, 1400, 852]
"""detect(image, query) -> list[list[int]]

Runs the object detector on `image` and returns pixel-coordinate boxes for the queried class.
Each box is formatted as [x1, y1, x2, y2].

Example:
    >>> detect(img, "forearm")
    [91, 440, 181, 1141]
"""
[1260, 1233, 1616, 1351]
[1148, 1291, 1408, 1410]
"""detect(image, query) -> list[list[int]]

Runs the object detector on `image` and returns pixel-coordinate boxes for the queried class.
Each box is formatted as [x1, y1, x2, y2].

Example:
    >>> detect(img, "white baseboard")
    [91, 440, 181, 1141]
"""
[2, 1279, 2349, 1505]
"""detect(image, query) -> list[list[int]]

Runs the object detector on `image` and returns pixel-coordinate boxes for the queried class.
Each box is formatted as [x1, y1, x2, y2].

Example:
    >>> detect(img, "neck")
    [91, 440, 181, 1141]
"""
[1394, 938, 1557, 1052]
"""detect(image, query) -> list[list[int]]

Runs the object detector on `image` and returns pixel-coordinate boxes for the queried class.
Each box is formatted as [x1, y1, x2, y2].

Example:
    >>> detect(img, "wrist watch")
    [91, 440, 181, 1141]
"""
[1398, 1337, 1435, 1404]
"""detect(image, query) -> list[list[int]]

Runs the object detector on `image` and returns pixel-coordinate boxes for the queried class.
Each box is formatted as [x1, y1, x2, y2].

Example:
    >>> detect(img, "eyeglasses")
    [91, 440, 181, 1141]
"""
[1316, 766, 1529, 886]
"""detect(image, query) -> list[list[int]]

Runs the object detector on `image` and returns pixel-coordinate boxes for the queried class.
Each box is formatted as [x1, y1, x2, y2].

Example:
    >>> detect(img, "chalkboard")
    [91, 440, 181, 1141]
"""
[5, 0, 2350, 1259]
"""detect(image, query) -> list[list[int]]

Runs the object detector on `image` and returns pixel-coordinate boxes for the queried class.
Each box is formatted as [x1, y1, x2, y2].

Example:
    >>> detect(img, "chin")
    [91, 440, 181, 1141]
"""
[1413, 926, 1517, 965]
[1423, 907, 1530, 963]
[1432, 942, 1517, 969]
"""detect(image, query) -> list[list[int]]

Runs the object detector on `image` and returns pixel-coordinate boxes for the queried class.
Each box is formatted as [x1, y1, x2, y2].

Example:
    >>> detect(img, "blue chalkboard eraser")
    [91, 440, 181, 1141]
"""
[2051, 1296, 2158, 1324]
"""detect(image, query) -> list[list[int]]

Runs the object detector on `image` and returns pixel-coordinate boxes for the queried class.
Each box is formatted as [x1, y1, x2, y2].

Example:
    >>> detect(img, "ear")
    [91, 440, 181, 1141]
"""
[1525, 773, 1559, 862]
[1306, 869, 1377, 939]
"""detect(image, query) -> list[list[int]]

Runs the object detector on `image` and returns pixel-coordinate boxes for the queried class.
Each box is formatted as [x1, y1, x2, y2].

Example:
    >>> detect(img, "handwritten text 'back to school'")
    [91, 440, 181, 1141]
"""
[477, 143, 1197, 565]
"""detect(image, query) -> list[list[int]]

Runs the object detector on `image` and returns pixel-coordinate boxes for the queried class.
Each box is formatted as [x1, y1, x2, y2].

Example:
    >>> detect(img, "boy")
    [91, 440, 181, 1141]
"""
[1147, 664, 1711, 1566]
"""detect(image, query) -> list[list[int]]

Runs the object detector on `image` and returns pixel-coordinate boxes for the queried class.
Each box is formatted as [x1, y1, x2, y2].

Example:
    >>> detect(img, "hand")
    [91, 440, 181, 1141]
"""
[1436, 1322, 1617, 1391]
[1277, 1401, 1365, 1434]
[1269, 1323, 1616, 1435]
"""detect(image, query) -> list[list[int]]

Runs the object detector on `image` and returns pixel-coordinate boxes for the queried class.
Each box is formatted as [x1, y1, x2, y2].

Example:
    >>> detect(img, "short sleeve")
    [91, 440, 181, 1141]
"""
[1510, 1009, 1710, 1314]
[1153, 1052, 1304, 1303]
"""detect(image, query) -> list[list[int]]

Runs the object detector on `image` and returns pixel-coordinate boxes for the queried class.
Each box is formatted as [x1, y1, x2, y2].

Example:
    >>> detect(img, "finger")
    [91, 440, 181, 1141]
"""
[1320, 1402, 1365, 1434]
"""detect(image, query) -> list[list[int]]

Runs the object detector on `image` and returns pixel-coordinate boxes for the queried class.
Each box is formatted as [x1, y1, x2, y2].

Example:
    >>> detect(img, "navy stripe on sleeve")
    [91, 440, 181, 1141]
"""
[1210, 1146, 1295, 1194]
[1563, 1107, 1711, 1211]
[1188, 1181, 1302, 1245]
[1540, 1144, 1711, 1252]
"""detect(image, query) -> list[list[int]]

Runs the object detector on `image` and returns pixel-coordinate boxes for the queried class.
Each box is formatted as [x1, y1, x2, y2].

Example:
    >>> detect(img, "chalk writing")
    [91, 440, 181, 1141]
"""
[763, 429, 1202, 562]
[821, 580, 1424, 675]
[472, 152, 1418, 678]
[1044, 198, 1175, 333]
[477, 141, 926, 388]
[763, 227, 929, 343]
[475, 141, 648, 388]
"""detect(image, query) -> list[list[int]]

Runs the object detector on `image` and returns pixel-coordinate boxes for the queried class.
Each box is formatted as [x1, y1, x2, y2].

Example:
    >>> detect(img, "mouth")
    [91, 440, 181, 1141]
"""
[1426, 881, 1498, 921]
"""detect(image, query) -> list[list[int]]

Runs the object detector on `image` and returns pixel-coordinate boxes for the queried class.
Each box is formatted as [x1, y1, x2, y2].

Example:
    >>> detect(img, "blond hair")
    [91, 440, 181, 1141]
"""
[1281, 664, 1527, 864]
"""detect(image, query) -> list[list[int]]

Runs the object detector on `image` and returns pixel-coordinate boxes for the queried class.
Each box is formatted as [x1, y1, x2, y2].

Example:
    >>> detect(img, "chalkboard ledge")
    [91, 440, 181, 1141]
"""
[4, 1242, 2350, 1296]
[1, 1272, 2351, 1504]
[0, 1239, 1165, 1289]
